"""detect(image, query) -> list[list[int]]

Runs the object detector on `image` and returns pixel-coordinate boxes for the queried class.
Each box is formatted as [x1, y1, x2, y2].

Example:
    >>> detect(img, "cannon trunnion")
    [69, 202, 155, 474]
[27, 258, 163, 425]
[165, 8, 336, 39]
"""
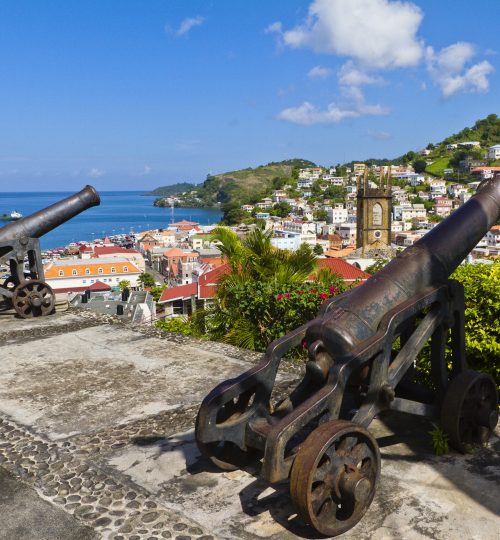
[0, 186, 100, 318]
[195, 177, 500, 537]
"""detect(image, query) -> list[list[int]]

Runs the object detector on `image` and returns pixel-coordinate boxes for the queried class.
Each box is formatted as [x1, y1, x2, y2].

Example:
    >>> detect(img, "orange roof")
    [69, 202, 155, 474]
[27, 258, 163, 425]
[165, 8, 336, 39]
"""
[324, 247, 356, 258]
[44, 259, 140, 279]
[200, 256, 226, 268]
[163, 247, 186, 257]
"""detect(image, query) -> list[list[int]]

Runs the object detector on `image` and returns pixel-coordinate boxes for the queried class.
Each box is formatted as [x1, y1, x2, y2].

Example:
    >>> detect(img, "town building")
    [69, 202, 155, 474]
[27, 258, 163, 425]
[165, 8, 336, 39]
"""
[44, 258, 141, 292]
[487, 144, 500, 160]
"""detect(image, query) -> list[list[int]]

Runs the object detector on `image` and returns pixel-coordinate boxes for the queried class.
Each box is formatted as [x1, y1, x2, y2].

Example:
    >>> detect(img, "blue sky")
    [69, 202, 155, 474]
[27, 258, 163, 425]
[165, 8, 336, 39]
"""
[0, 0, 499, 191]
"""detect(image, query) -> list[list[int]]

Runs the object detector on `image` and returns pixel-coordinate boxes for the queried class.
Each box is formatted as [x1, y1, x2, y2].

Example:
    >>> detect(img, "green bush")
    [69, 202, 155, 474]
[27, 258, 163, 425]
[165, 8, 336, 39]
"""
[416, 262, 500, 393]
[155, 316, 194, 336]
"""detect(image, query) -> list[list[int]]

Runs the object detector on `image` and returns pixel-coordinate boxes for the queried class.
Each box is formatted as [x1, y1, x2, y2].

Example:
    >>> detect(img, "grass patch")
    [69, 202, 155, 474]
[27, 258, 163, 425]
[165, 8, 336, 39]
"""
[426, 156, 451, 176]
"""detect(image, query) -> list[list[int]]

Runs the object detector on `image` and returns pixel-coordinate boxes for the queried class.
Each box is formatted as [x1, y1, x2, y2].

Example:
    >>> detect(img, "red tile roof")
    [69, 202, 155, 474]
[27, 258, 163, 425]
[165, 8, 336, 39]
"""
[314, 258, 370, 282]
[158, 282, 197, 303]
[88, 280, 112, 291]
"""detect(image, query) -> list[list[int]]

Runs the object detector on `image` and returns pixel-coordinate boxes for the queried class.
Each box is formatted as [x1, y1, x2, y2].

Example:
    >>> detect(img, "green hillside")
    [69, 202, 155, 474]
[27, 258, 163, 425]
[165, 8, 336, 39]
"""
[440, 114, 500, 148]
[144, 182, 196, 196]
[151, 158, 316, 209]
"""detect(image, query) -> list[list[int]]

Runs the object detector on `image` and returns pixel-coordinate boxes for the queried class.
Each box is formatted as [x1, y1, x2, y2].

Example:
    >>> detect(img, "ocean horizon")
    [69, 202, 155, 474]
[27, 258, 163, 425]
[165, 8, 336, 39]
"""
[0, 190, 223, 249]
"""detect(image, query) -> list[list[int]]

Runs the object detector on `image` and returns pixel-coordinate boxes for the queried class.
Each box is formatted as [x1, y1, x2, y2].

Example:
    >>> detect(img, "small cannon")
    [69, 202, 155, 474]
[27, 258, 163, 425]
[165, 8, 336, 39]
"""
[0, 186, 100, 318]
[196, 177, 500, 536]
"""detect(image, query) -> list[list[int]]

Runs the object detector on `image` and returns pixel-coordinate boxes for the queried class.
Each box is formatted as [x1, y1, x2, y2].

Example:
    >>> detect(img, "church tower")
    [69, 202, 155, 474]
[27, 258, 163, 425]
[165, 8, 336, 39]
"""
[356, 169, 392, 256]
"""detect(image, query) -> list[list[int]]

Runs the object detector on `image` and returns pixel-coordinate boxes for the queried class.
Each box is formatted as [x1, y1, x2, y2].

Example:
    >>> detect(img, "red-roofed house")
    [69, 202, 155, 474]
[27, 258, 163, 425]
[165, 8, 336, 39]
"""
[93, 246, 146, 271]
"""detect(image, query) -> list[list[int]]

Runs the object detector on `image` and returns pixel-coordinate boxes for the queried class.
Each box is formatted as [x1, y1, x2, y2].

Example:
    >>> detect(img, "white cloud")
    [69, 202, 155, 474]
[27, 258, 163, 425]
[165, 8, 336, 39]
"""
[88, 168, 104, 178]
[367, 129, 392, 140]
[278, 98, 388, 125]
[140, 165, 152, 176]
[174, 16, 204, 37]
[338, 61, 385, 87]
[308, 65, 333, 78]
[426, 42, 494, 97]
[265, 21, 282, 34]
[277, 0, 424, 69]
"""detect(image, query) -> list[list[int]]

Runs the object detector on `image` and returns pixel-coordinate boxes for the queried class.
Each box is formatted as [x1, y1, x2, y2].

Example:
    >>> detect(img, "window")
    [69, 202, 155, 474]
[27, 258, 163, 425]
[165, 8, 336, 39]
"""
[72, 269, 77, 276]
[82, 280, 87, 284]
[85, 268, 91, 275]
[98, 268, 103, 274]
[372, 203, 383, 226]
[123, 266, 128, 272]
[58, 270, 64, 277]
[111, 267, 116, 273]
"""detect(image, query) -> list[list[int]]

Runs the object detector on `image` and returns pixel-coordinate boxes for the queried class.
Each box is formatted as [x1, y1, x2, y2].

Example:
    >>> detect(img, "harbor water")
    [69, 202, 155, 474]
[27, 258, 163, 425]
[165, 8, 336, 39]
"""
[0, 191, 222, 249]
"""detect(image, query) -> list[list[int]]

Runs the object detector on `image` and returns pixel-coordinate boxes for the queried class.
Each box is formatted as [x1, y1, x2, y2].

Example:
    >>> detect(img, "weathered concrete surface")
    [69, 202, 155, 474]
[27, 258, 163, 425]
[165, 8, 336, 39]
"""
[0, 467, 98, 540]
[0, 310, 499, 540]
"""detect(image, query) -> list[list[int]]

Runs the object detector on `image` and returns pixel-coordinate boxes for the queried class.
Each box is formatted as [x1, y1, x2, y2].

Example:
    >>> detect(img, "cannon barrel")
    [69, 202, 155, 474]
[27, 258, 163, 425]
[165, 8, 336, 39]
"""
[308, 176, 500, 356]
[0, 185, 100, 249]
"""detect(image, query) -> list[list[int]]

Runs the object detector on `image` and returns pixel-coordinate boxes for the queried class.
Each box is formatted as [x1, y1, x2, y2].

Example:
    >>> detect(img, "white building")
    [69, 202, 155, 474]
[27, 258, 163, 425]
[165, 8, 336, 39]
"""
[271, 230, 301, 251]
[486, 225, 500, 247]
[487, 145, 500, 160]
[326, 205, 348, 224]
[44, 258, 141, 292]
[338, 223, 357, 246]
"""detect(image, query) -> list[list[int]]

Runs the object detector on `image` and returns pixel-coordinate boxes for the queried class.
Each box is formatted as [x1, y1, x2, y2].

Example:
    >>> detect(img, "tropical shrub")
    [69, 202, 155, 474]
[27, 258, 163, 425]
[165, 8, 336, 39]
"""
[193, 277, 347, 352]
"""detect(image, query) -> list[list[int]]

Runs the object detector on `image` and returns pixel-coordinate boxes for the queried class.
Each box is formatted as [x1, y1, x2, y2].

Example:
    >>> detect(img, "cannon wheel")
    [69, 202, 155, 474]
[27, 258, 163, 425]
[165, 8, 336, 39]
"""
[290, 420, 380, 537]
[441, 370, 498, 453]
[12, 280, 55, 318]
[195, 394, 257, 471]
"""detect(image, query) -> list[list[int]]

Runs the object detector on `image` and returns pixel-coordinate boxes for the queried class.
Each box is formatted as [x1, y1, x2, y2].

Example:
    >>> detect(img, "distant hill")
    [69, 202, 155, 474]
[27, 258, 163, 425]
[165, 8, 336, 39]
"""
[149, 158, 316, 208]
[144, 182, 196, 196]
[440, 114, 500, 148]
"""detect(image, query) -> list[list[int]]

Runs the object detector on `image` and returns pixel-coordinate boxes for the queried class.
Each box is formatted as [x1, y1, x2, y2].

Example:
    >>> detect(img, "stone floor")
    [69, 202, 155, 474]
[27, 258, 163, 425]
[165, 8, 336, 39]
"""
[0, 310, 499, 540]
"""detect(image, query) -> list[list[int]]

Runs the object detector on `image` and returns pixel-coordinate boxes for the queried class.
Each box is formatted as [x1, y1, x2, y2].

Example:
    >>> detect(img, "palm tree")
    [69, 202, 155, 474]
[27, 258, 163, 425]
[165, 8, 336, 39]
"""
[195, 226, 319, 349]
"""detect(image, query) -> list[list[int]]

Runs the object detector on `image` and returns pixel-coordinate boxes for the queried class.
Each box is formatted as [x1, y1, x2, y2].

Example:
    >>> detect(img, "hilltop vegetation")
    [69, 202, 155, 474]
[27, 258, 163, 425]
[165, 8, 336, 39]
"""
[150, 158, 316, 212]
[145, 182, 195, 197]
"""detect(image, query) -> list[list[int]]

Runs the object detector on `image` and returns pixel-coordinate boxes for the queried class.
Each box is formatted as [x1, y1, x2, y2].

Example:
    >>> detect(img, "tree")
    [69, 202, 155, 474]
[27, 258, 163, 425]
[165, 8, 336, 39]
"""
[138, 272, 155, 288]
[270, 202, 292, 218]
[150, 284, 168, 302]
[188, 226, 340, 350]
[412, 158, 428, 173]
[314, 209, 328, 222]
[313, 244, 324, 255]
[118, 280, 130, 290]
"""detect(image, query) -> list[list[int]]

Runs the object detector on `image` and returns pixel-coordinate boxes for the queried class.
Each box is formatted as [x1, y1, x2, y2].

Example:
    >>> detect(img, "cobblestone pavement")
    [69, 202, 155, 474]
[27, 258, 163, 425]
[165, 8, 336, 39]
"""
[0, 310, 499, 540]
[0, 310, 299, 540]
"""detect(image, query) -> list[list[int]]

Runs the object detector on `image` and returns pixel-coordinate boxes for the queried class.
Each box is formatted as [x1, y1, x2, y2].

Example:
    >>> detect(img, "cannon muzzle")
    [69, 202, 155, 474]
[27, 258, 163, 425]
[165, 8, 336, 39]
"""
[0, 185, 100, 250]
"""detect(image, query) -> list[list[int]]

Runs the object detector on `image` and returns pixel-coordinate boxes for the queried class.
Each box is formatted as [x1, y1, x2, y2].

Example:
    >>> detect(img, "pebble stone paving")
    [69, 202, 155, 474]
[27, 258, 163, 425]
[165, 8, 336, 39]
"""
[0, 309, 303, 540]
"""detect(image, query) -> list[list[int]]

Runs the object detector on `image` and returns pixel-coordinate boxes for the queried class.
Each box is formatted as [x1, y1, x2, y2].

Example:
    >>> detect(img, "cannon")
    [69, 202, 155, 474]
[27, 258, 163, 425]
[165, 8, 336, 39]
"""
[195, 176, 500, 536]
[0, 186, 100, 318]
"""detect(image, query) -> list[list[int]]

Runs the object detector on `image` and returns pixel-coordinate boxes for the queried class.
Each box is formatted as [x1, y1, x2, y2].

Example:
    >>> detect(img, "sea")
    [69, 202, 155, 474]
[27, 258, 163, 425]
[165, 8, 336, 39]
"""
[0, 191, 223, 250]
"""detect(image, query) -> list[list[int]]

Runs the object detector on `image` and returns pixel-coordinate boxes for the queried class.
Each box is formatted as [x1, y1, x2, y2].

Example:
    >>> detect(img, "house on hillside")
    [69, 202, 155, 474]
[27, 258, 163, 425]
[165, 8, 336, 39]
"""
[488, 144, 500, 160]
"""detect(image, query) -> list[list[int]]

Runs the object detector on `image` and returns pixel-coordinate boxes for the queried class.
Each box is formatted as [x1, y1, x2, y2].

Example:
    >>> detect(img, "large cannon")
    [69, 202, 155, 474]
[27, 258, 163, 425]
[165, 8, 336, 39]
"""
[196, 176, 500, 536]
[0, 186, 100, 318]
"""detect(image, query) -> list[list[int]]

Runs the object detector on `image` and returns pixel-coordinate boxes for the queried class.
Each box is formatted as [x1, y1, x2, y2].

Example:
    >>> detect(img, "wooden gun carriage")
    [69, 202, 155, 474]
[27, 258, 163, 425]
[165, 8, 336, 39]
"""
[196, 177, 500, 536]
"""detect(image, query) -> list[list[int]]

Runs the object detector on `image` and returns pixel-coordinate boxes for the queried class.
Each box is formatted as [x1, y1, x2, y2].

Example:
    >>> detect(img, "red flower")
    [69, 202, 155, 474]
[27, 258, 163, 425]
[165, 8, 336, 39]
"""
[329, 286, 339, 295]
[276, 294, 283, 300]
[310, 289, 317, 293]
[284, 293, 291, 298]
[297, 290, 304, 295]
[319, 292, 328, 301]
